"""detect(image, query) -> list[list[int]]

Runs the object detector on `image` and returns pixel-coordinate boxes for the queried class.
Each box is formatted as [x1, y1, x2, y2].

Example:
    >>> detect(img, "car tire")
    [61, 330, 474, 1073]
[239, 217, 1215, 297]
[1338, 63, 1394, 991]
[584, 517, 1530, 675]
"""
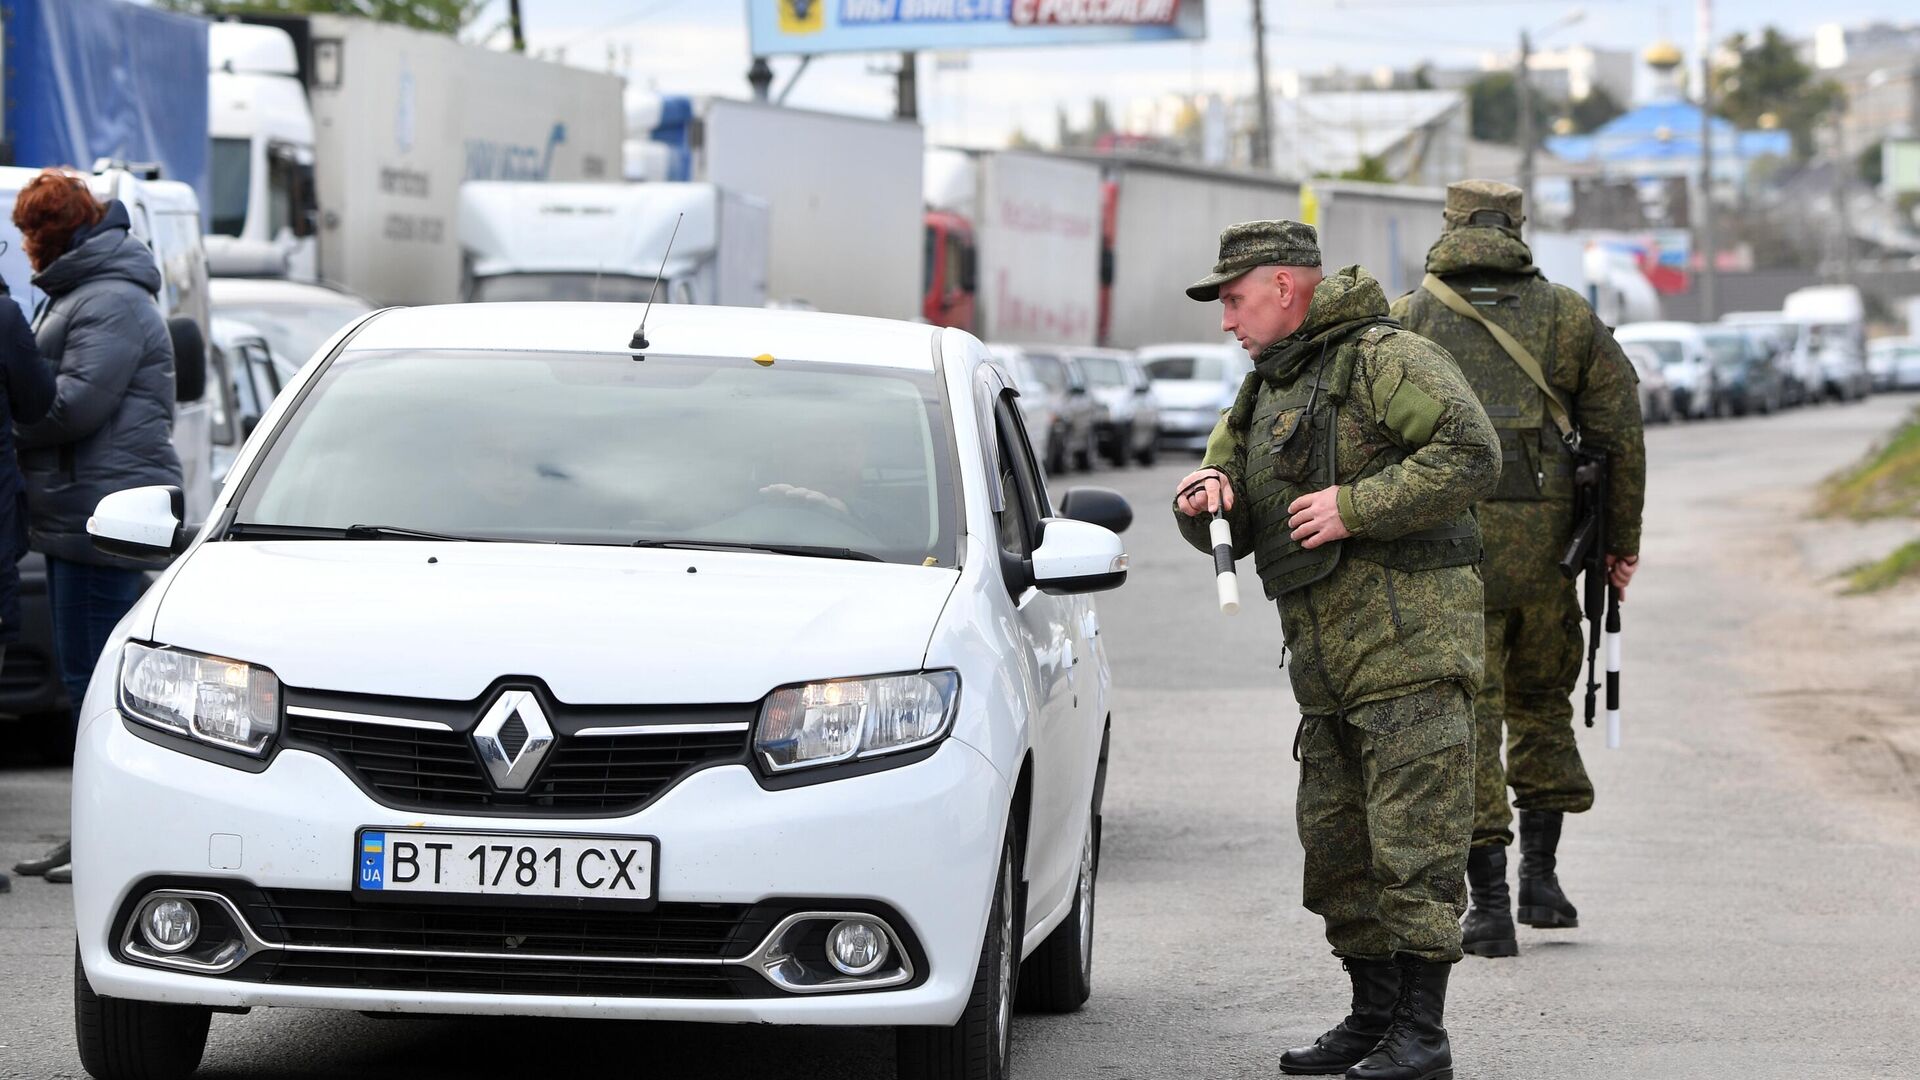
[1074, 432, 1095, 472]
[27, 711, 77, 765]
[897, 836, 1019, 1080]
[1106, 425, 1131, 468]
[1135, 440, 1157, 466]
[1016, 821, 1097, 1014]
[75, 947, 211, 1080]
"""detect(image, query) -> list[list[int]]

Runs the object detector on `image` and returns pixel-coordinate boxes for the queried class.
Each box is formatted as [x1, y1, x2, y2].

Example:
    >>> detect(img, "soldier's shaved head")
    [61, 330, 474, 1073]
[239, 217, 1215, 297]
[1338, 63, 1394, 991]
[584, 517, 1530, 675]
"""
[1218, 263, 1323, 357]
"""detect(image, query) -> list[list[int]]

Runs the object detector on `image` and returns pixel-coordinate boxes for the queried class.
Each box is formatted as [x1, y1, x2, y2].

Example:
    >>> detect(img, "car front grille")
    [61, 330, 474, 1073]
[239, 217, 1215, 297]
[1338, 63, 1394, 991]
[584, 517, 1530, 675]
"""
[227, 888, 778, 998]
[243, 888, 766, 959]
[280, 690, 754, 816]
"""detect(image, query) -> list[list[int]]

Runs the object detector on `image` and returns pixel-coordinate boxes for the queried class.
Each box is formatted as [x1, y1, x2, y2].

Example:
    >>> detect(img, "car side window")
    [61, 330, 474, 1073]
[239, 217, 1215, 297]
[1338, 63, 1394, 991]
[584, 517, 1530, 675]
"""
[993, 394, 1050, 559]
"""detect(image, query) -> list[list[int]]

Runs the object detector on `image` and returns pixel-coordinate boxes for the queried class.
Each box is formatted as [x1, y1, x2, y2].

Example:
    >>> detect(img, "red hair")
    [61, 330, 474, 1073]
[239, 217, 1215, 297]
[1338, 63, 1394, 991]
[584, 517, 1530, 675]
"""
[11, 168, 104, 271]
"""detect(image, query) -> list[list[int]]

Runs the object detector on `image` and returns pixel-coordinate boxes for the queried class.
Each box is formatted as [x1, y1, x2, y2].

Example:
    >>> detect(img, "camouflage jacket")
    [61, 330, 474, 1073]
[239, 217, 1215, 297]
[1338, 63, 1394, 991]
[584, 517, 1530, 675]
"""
[1390, 228, 1647, 607]
[1176, 265, 1500, 715]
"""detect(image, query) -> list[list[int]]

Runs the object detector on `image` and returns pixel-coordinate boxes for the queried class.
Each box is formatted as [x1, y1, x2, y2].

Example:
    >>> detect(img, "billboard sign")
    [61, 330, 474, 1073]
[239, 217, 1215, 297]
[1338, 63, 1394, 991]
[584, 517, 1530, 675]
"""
[748, 0, 1206, 56]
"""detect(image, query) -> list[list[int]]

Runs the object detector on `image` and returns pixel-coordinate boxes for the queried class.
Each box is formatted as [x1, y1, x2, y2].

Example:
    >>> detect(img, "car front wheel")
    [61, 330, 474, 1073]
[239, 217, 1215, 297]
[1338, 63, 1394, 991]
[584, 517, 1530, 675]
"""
[1016, 817, 1097, 1013]
[897, 836, 1018, 1080]
[75, 948, 211, 1080]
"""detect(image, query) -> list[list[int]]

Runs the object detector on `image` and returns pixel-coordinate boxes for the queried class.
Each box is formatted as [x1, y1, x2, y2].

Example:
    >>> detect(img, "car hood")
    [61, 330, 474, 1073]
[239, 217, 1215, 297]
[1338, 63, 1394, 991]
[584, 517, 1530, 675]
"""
[1151, 379, 1234, 410]
[152, 541, 961, 704]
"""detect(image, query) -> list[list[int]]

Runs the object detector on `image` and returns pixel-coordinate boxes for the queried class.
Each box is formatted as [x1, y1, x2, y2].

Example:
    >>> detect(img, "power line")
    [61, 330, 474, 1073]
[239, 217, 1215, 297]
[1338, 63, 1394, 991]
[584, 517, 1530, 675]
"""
[563, 0, 700, 51]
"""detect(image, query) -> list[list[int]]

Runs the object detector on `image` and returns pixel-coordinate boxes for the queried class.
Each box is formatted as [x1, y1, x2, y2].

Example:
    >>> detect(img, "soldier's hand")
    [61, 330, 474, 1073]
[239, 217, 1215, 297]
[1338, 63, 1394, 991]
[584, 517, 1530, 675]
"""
[1287, 487, 1352, 549]
[1175, 468, 1234, 516]
[1606, 553, 1639, 598]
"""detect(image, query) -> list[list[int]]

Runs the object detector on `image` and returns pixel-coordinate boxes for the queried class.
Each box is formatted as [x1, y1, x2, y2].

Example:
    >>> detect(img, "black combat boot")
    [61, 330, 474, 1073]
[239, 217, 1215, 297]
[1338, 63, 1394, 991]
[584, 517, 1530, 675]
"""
[1279, 957, 1399, 1075]
[1345, 955, 1454, 1080]
[1461, 845, 1518, 957]
[1516, 810, 1578, 928]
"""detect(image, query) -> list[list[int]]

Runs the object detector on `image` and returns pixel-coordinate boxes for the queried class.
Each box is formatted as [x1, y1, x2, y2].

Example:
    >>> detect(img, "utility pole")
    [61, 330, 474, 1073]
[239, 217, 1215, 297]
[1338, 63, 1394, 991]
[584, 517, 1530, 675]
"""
[507, 0, 526, 53]
[1251, 0, 1273, 171]
[1517, 29, 1534, 238]
[1829, 110, 1855, 285]
[748, 57, 773, 103]
[1695, 0, 1717, 320]
[896, 51, 919, 122]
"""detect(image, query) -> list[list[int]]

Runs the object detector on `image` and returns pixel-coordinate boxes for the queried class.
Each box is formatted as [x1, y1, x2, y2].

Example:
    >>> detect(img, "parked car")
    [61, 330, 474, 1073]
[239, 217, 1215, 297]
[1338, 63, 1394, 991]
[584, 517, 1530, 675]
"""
[207, 277, 374, 380]
[1138, 342, 1251, 453]
[992, 344, 1099, 474]
[1614, 322, 1720, 420]
[1722, 312, 1819, 406]
[1070, 347, 1159, 467]
[1868, 337, 1920, 392]
[1701, 326, 1784, 416]
[207, 317, 289, 483]
[73, 303, 1131, 1080]
[1620, 343, 1675, 424]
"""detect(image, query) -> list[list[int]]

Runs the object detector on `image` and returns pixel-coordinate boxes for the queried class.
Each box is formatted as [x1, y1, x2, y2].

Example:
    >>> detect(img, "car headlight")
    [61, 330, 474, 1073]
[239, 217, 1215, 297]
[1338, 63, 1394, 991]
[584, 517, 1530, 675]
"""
[755, 671, 959, 773]
[118, 643, 281, 757]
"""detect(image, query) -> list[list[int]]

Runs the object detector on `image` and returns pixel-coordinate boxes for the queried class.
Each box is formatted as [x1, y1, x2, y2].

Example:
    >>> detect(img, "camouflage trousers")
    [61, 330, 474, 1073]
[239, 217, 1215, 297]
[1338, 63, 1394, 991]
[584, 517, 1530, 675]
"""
[1474, 584, 1596, 848]
[1297, 682, 1474, 963]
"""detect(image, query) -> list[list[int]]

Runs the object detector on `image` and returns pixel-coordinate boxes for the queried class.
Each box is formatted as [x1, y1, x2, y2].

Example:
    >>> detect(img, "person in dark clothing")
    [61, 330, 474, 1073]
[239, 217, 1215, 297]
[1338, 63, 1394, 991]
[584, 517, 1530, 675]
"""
[8, 169, 182, 885]
[0, 275, 58, 895]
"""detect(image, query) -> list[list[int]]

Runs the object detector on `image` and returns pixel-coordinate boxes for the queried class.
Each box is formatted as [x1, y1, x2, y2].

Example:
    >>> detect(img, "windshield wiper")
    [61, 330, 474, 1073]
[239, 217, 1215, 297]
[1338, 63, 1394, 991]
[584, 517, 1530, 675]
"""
[630, 538, 884, 563]
[224, 522, 491, 542]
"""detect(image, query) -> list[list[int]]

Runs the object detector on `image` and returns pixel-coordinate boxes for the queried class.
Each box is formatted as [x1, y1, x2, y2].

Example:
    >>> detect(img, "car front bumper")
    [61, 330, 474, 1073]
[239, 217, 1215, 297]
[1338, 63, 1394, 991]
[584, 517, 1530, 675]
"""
[74, 706, 1008, 1026]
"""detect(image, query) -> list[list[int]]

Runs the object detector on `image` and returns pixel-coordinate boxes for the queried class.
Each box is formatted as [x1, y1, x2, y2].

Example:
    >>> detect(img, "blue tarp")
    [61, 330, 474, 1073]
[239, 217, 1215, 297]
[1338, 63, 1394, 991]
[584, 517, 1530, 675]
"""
[2, 0, 210, 221]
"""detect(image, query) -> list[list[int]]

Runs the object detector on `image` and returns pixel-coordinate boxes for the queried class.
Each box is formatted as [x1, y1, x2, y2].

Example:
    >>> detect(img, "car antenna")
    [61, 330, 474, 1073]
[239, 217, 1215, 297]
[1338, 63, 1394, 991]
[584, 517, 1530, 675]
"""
[629, 212, 683, 356]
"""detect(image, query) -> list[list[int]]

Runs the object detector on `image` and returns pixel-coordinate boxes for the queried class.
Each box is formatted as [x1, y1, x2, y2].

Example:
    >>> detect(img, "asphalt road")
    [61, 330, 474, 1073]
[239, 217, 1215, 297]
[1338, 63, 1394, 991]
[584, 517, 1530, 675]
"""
[4, 393, 1918, 1079]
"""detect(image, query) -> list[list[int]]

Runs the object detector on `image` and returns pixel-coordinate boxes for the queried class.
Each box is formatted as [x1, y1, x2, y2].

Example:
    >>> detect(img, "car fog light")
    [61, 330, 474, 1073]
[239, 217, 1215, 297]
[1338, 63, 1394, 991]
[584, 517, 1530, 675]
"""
[827, 918, 889, 977]
[139, 897, 200, 954]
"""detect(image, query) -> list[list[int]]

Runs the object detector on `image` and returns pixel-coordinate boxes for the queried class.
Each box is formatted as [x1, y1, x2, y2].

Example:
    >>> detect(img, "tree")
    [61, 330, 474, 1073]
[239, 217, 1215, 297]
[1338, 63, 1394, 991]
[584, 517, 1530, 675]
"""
[1569, 84, 1624, 134]
[1858, 141, 1883, 186]
[1329, 154, 1393, 183]
[1008, 128, 1041, 151]
[155, 0, 486, 35]
[1713, 27, 1845, 161]
[1467, 72, 1556, 145]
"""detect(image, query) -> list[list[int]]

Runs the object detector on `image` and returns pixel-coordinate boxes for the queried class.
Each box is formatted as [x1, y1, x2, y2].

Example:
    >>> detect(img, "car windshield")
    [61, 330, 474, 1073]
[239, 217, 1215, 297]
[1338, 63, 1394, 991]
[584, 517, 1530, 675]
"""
[216, 300, 374, 370]
[231, 350, 959, 566]
[1144, 355, 1226, 381]
[1631, 340, 1684, 368]
[1703, 336, 1747, 367]
[1023, 354, 1068, 392]
[471, 273, 661, 304]
[1077, 355, 1129, 387]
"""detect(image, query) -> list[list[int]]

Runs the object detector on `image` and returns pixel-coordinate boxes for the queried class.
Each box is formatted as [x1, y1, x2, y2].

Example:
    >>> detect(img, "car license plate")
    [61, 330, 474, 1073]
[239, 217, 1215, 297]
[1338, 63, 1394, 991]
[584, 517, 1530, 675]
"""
[354, 828, 656, 902]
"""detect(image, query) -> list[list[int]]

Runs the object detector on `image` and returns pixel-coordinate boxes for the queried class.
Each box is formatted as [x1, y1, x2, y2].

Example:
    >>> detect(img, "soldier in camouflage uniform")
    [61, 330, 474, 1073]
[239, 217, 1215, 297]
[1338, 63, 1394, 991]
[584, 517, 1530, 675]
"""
[1172, 221, 1499, 1080]
[1389, 181, 1646, 960]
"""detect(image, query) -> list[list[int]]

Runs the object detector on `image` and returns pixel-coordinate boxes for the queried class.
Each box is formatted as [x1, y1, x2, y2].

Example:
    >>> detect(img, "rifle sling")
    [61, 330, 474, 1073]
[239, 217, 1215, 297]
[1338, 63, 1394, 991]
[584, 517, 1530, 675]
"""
[1420, 272, 1575, 443]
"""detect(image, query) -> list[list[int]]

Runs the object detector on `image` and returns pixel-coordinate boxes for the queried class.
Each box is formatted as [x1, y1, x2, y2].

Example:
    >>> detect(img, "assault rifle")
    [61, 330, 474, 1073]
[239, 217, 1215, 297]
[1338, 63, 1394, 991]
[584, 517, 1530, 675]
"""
[1558, 445, 1623, 748]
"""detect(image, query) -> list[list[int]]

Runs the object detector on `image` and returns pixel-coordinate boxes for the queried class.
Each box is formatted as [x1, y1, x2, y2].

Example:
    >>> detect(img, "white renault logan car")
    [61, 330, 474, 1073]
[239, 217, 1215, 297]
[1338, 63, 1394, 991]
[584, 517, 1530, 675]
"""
[71, 303, 1132, 1080]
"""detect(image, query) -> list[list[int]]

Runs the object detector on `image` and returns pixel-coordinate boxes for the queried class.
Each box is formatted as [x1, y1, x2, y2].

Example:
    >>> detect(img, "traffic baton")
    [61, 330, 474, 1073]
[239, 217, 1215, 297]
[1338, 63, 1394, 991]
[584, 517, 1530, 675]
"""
[1211, 510, 1239, 615]
[1604, 584, 1622, 749]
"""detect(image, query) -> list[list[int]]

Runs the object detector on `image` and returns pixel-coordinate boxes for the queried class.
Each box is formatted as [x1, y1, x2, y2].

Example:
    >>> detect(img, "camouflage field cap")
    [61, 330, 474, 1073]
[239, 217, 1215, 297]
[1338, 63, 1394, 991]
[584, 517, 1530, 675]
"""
[1443, 179, 1525, 231]
[1186, 219, 1322, 301]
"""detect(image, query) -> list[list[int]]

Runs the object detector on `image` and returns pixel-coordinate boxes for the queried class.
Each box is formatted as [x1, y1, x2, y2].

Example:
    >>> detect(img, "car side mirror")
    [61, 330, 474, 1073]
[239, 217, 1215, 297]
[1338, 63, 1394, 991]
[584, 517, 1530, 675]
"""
[88, 486, 194, 560]
[1030, 518, 1128, 595]
[1058, 486, 1133, 534]
[168, 316, 207, 403]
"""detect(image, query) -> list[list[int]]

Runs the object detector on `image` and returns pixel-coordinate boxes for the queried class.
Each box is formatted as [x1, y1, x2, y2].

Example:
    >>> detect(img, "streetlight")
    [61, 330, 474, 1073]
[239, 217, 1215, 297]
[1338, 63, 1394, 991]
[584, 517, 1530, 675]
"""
[1518, 8, 1586, 237]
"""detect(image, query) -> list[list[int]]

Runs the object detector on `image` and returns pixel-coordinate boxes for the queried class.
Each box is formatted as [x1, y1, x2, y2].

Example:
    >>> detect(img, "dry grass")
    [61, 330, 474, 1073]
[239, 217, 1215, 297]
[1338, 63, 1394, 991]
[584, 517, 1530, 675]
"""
[1818, 409, 1920, 520]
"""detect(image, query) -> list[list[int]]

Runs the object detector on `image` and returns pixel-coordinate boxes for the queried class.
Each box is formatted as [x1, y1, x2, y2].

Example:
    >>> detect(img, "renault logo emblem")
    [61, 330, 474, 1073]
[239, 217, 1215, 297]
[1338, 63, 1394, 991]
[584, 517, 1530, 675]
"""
[472, 689, 554, 791]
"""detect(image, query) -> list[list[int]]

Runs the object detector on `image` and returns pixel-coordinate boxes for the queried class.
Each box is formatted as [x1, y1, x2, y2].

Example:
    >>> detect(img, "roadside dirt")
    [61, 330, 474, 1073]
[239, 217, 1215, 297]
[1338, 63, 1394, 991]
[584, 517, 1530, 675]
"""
[1734, 485, 1920, 819]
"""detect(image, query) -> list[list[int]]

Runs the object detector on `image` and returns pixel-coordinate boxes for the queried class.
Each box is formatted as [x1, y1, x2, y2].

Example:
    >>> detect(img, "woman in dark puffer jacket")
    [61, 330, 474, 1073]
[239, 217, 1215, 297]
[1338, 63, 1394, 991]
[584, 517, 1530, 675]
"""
[9, 169, 182, 884]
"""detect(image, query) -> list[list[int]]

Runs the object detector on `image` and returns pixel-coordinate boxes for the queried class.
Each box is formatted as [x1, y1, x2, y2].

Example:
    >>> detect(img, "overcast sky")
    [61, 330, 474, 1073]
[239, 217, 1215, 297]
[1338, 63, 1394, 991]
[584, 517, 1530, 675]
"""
[482, 1, 1907, 145]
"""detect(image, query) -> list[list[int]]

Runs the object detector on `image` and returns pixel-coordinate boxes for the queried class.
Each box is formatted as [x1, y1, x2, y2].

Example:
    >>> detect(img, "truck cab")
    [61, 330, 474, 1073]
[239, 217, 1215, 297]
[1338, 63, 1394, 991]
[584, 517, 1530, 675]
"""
[205, 22, 319, 282]
[458, 181, 768, 308]
[922, 209, 976, 331]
